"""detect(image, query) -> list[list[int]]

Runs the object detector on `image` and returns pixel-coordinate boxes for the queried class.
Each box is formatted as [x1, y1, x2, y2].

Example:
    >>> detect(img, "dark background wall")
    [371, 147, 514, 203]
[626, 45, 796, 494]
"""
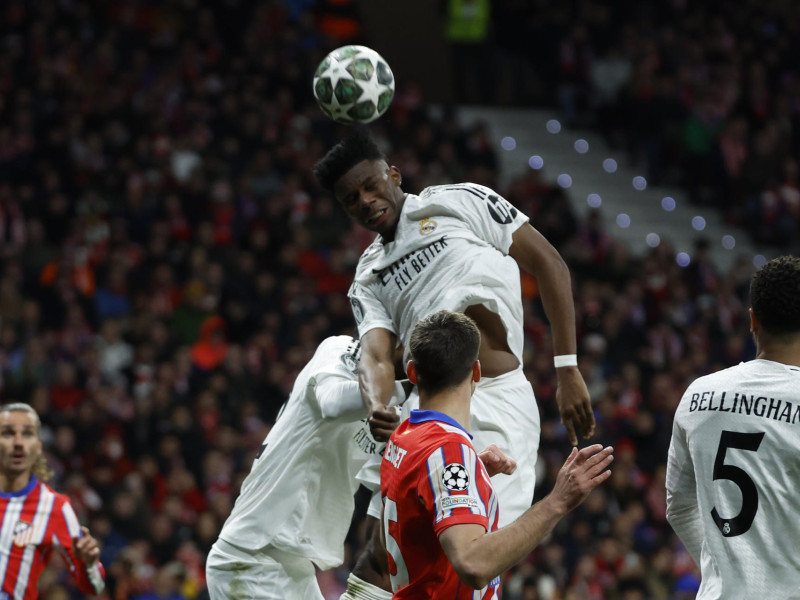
[357, 1, 454, 104]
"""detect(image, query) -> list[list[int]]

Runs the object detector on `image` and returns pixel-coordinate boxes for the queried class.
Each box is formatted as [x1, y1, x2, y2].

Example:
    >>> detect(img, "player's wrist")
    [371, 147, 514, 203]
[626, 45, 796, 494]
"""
[539, 493, 569, 519]
[366, 398, 389, 413]
[554, 363, 580, 378]
[553, 354, 578, 368]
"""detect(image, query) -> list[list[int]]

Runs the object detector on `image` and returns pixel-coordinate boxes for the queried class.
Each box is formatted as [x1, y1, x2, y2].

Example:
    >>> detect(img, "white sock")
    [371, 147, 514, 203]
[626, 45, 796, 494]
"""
[339, 573, 392, 600]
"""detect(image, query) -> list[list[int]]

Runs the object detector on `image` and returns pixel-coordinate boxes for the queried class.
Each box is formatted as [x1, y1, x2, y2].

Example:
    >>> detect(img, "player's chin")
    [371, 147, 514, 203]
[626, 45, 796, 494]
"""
[367, 209, 396, 233]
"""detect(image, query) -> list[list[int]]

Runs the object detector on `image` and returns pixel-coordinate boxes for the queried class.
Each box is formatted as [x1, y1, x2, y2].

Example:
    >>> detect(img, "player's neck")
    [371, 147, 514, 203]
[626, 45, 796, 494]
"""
[419, 388, 471, 433]
[755, 336, 800, 367]
[381, 227, 397, 243]
[0, 471, 33, 493]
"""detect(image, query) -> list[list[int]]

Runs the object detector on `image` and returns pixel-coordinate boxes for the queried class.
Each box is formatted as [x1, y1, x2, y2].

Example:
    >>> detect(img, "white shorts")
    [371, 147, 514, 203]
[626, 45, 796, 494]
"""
[360, 367, 540, 528]
[206, 538, 325, 600]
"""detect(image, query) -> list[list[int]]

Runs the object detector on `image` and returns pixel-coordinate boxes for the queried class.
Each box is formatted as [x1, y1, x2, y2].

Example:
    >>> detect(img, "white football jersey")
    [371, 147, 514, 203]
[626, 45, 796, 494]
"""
[217, 336, 401, 570]
[348, 183, 529, 363]
[667, 359, 800, 599]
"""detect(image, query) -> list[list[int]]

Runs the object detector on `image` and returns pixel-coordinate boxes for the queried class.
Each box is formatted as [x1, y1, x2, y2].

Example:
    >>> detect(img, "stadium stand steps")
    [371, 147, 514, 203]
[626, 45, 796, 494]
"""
[454, 107, 770, 273]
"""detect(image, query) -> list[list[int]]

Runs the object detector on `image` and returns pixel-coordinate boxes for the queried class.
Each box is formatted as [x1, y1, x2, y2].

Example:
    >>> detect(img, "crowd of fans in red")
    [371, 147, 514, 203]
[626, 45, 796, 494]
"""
[0, 1, 786, 599]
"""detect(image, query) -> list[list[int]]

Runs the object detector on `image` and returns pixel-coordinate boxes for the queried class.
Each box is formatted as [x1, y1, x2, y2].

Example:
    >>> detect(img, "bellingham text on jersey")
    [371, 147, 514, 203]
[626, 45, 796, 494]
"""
[373, 236, 449, 291]
[688, 390, 800, 424]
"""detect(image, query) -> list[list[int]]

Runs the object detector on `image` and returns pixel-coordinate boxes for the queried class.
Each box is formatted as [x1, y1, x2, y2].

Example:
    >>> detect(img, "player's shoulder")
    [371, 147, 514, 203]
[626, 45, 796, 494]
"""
[316, 335, 357, 355]
[416, 183, 497, 204]
[40, 481, 71, 509]
[353, 238, 385, 275]
[410, 183, 524, 228]
[412, 421, 473, 455]
[314, 335, 360, 376]
[684, 361, 758, 392]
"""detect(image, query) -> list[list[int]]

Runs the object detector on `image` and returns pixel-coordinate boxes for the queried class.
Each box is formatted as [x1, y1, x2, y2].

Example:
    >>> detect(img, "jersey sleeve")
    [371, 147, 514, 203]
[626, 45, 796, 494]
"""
[665, 404, 703, 565]
[314, 379, 363, 419]
[411, 184, 530, 255]
[417, 439, 490, 536]
[53, 500, 106, 595]
[348, 280, 397, 338]
[310, 338, 362, 418]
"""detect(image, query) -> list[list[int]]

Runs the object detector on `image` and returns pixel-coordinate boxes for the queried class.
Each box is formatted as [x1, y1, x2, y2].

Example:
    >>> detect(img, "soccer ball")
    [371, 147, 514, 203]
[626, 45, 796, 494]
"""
[312, 45, 395, 125]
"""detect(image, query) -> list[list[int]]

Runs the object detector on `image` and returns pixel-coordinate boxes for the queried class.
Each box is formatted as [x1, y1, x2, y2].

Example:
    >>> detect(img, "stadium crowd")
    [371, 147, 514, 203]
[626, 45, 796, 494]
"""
[485, 0, 800, 252]
[0, 1, 776, 599]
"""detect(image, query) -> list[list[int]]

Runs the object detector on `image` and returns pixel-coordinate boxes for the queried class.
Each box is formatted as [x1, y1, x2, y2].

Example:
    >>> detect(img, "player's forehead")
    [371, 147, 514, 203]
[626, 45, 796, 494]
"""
[334, 159, 387, 197]
[0, 411, 37, 430]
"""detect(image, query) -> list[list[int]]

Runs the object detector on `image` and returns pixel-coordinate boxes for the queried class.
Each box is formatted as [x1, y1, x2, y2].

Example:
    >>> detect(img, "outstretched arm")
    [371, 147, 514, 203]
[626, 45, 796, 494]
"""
[59, 524, 106, 596]
[440, 444, 613, 590]
[509, 223, 595, 445]
[360, 327, 401, 441]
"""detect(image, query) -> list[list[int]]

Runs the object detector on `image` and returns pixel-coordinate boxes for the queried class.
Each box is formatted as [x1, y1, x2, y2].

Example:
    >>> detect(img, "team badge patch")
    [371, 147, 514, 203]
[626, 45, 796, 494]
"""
[340, 352, 359, 375]
[419, 218, 437, 235]
[442, 463, 469, 491]
[486, 194, 517, 224]
[350, 297, 365, 324]
[440, 496, 478, 510]
[13, 521, 33, 547]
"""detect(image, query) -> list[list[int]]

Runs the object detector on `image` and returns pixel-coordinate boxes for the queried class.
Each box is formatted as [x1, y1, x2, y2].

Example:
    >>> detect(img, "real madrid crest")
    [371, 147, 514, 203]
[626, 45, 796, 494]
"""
[340, 353, 359, 375]
[419, 218, 437, 235]
[350, 297, 365, 324]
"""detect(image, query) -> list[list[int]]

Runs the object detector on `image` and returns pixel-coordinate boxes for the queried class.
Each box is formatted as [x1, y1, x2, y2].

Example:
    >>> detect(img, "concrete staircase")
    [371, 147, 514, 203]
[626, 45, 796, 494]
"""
[455, 106, 774, 273]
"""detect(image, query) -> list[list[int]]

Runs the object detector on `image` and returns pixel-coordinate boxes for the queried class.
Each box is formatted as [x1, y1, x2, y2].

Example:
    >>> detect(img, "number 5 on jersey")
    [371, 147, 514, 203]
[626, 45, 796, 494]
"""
[383, 497, 409, 589]
[711, 430, 765, 537]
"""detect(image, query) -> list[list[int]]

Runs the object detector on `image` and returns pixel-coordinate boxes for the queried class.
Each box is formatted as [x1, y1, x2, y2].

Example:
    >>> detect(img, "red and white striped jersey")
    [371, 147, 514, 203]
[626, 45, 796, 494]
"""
[0, 476, 105, 599]
[381, 410, 501, 599]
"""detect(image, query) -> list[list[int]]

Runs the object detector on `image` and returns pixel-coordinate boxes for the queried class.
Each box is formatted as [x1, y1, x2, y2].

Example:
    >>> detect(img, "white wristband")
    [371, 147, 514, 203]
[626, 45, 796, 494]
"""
[554, 354, 578, 368]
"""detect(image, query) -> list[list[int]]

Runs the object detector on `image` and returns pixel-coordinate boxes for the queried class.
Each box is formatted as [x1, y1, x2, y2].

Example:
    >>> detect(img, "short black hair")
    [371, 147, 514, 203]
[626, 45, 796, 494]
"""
[313, 128, 385, 193]
[750, 255, 800, 335]
[409, 310, 480, 395]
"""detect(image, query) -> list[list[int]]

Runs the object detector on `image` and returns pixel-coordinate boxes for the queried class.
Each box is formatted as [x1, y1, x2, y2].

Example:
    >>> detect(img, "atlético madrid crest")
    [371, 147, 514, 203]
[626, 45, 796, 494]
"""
[13, 521, 33, 547]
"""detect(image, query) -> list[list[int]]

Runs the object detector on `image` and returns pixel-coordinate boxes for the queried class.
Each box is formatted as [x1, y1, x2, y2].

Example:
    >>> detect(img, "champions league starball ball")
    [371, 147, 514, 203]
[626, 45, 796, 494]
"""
[312, 45, 395, 125]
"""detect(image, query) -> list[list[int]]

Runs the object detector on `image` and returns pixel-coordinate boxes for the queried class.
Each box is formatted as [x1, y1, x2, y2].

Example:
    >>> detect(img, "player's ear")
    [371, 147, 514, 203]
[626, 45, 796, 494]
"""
[472, 360, 481, 383]
[406, 360, 417, 384]
[749, 308, 759, 334]
[388, 165, 402, 186]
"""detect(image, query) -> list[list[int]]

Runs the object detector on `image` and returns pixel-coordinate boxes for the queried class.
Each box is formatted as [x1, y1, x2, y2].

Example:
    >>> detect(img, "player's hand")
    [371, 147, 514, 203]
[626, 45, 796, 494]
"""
[555, 366, 596, 445]
[73, 526, 100, 564]
[368, 406, 401, 442]
[478, 444, 517, 477]
[549, 444, 613, 514]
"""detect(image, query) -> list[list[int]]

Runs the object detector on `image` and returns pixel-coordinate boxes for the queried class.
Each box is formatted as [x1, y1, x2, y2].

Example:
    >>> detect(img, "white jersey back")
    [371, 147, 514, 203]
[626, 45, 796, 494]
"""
[667, 359, 800, 599]
[217, 336, 380, 570]
[348, 184, 529, 363]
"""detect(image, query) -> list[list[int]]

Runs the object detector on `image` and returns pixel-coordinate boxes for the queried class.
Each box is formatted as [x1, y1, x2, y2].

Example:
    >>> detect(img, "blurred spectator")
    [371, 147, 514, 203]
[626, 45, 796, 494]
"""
[190, 317, 227, 372]
[133, 562, 189, 600]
